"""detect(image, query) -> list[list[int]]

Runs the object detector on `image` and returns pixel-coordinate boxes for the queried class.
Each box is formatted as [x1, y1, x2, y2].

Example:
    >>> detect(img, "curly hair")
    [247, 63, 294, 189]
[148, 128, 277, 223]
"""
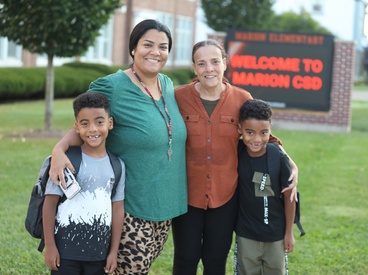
[73, 92, 110, 118]
[239, 99, 272, 123]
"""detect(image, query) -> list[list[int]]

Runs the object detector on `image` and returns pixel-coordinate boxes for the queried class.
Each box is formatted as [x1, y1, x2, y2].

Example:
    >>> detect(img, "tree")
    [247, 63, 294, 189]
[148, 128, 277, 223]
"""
[201, 0, 274, 32]
[262, 9, 333, 35]
[0, 0, 121, 130]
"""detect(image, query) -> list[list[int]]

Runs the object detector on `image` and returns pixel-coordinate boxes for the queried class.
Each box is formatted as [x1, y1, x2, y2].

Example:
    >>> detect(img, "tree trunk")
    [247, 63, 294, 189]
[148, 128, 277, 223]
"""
[44, 54, 54, 130]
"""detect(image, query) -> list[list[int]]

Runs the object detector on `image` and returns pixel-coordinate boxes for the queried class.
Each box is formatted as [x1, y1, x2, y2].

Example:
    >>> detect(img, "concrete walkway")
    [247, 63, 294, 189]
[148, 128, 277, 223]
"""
[352, 91, 368, 101]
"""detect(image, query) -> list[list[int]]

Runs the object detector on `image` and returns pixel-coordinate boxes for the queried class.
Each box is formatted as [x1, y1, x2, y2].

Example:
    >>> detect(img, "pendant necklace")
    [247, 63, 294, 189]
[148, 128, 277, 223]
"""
[131, 65, 173, 161]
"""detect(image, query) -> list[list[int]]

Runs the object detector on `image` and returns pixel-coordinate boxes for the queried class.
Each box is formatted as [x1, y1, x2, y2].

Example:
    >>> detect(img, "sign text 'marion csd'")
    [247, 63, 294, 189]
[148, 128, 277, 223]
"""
[230, 55, 323, 90]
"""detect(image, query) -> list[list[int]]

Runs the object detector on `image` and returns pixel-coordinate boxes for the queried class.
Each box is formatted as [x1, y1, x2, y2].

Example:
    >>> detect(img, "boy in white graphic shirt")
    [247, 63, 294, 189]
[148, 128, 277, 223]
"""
[43, 92, 125, 274]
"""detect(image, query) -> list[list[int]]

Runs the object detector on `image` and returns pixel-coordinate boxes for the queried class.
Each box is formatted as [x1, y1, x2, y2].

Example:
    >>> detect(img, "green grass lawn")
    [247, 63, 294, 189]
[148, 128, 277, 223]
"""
[352, 84, 368, 91]
[0, 99, 367, 274]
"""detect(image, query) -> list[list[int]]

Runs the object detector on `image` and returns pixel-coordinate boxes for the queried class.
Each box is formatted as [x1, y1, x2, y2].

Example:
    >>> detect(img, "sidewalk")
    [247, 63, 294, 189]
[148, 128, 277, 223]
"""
[352, 91, 368, 101]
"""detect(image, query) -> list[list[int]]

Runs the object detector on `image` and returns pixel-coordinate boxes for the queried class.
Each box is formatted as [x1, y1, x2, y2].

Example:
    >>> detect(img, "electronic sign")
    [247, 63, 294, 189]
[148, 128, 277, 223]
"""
[225, 30, 334, 111]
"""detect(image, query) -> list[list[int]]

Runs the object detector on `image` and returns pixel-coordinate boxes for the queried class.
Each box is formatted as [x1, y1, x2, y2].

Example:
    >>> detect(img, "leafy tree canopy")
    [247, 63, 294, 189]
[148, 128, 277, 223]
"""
[262, 9, 333, 35]
[201, 0, 274, 32]
[0, 0, 121, 57]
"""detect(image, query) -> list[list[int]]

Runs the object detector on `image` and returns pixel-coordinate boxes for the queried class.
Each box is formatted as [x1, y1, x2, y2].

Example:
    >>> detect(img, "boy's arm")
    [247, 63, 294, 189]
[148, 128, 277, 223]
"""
[42, 195, 61, 271]
[49, 128, 83, 188]
[105, 200, 125, 274]
[283, 189, 296, 253]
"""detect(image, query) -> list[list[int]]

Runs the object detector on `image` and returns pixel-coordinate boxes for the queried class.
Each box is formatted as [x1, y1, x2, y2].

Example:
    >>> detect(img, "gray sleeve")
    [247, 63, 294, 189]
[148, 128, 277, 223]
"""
[45, 178, 63, 196]
[112, 159, 125, 202]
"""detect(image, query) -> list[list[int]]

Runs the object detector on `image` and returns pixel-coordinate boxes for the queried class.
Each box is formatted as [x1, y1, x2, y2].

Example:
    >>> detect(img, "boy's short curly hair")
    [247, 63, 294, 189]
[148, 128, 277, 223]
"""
[73, 92, 110, 118]
[239, 99, 273, 123]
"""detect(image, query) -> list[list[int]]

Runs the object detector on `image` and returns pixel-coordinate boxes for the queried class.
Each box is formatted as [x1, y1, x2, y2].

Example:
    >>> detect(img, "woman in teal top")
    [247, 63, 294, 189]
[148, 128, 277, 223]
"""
[89, 70, 187, 221]
[49, 19, 187, 274]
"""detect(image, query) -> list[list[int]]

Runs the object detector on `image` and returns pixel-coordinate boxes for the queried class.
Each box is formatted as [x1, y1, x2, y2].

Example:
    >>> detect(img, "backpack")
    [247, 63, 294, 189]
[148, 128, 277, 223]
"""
[25, 146, 123, 252]
[238, 141, 306, 237]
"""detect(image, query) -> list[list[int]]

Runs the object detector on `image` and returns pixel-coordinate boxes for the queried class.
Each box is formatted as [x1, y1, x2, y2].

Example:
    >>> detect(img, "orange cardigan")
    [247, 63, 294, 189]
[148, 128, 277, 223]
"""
[175, 81, 280, 209]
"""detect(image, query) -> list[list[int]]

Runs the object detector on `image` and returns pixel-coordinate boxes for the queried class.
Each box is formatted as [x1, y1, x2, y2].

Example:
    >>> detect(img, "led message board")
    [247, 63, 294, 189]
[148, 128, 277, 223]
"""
[225, 30, 334, 111]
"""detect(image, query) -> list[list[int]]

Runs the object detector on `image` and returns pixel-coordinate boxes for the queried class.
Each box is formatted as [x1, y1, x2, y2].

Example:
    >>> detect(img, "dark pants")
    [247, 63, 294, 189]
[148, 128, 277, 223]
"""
[172, 191, 238, 275]
[51, 258, 106, 275]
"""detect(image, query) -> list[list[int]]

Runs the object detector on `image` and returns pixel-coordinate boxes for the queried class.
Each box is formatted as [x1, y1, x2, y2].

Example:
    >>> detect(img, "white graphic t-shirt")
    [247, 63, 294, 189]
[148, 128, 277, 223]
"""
[45, 153, 125, 261]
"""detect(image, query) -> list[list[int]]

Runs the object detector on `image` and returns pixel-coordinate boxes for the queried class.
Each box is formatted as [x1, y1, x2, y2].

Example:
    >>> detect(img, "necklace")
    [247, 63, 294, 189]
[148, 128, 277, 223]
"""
[130, 65, 173, 161]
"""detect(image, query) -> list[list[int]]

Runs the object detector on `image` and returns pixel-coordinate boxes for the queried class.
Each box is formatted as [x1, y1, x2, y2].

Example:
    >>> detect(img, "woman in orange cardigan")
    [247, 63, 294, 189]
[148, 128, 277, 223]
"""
[172, 39, 298, 275]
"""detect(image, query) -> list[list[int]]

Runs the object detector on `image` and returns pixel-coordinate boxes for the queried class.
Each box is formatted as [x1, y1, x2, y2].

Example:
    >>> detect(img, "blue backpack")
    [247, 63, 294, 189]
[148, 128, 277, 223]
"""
[25, 146, 122, 252]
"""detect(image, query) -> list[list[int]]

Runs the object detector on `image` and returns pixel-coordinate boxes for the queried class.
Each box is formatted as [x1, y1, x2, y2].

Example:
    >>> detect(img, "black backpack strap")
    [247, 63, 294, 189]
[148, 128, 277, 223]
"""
[38, 239, 45, 252]
[266, 143, 281, 186]
[66, 146, 83, 174]
[107, 149, 122, 198]
[295, 192, 306, 236]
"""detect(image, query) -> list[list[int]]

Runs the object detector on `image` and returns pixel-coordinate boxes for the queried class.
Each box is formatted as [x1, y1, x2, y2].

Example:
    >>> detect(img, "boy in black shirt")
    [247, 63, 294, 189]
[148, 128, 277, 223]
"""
[235, 99, 296, 275]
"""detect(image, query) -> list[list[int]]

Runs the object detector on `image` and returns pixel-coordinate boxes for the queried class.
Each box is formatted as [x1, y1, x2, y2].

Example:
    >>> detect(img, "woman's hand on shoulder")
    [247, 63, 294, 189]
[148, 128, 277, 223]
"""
[282, 157, 298, 202]
[49, 128, 82, 187]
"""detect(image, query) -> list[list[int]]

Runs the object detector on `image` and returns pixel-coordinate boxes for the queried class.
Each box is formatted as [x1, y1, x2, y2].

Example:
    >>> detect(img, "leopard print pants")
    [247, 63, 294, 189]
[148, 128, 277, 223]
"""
[114, 212, 172, 275]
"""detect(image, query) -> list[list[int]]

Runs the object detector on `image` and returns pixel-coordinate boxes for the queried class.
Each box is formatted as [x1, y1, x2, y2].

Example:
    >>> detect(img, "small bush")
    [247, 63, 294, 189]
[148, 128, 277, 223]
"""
[0, 68, 46, 100]
[62, 62, 117, 75]
[0, 64, 194, 102]
[54, 66, 108, 98]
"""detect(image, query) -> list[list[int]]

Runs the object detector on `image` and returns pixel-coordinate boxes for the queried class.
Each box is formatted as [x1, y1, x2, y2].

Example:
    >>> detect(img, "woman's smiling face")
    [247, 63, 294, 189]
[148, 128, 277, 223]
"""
[132, 29, 170, 76]
[192, 44, 227, 90]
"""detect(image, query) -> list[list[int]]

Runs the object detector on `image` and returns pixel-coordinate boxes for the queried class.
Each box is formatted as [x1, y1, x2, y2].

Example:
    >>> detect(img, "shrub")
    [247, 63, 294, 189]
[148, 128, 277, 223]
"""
[62, 62, 117, 75]
[54, 66, 108, 98]
[0, 67, 46, 100]
[0, 64, 193, 101]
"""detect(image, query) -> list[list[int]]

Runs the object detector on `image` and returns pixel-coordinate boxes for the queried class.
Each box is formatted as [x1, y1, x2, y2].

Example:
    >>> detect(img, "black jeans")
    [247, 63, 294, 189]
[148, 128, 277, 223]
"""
[51, 258, 106, 275]
[172, 191, 238, 275]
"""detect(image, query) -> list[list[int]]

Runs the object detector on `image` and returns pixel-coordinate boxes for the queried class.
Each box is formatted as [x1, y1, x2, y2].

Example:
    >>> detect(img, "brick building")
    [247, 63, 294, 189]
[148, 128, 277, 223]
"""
[0, 0, 199, 69]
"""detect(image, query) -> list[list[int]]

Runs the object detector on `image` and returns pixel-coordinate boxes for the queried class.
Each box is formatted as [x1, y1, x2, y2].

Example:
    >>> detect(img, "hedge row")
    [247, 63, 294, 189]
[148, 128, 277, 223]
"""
[0, 62, 195, 102]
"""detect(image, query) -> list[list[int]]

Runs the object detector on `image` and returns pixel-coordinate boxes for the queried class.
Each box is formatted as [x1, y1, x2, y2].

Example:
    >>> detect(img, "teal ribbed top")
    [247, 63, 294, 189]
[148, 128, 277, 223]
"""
[89, 70, 187, 221]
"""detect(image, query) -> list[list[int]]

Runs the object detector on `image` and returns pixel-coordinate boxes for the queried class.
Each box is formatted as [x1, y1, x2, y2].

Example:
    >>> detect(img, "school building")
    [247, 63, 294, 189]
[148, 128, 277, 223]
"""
[0, 0, 199, 69]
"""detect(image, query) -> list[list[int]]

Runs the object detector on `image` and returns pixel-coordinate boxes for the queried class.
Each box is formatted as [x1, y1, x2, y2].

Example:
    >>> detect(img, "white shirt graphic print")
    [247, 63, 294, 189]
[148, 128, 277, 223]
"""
[45, 153, 125, 261]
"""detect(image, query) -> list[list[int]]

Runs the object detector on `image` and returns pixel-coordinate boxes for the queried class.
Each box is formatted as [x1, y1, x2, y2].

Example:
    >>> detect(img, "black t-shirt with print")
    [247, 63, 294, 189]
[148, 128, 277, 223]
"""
[236, 144, 291, 242]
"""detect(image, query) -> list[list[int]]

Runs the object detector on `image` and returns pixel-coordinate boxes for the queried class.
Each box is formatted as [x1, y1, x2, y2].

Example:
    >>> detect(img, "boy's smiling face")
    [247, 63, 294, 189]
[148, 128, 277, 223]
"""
[238, 118, 271, 157]
[75, 107, 113, 153]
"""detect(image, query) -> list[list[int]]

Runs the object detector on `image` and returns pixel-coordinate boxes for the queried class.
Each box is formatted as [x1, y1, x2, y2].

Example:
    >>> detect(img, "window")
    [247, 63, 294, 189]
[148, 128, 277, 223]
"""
[81, 18, 114, 65]
[0, 37, 22, 67]
[175, 16, 193, 66]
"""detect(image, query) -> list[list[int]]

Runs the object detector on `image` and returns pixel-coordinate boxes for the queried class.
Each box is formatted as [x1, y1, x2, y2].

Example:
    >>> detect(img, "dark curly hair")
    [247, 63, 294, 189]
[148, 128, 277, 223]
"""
[239, 99, 272, 123]
[73, 92, 110, 118]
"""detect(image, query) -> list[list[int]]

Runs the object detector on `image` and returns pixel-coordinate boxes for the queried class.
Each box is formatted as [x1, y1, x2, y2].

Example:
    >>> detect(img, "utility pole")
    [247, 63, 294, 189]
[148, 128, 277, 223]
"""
[124, 0, 133, 65]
